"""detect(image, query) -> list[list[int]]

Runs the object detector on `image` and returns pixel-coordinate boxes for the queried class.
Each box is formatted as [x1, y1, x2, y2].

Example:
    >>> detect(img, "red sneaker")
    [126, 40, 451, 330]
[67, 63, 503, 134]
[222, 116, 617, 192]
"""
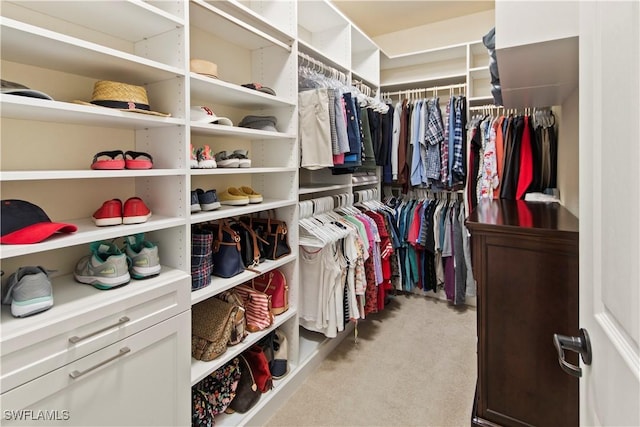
[123, 197, 152, 224]
[92, 199, 123, 226]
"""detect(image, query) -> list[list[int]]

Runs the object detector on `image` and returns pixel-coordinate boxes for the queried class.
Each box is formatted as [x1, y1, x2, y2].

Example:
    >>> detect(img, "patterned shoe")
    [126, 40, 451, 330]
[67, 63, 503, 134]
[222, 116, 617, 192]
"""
[1, 266, 54, 317]
[215, 151, 240, 168]
[230, 149, 251, 168]
[190, 144, 199, 169]
[197, 145, 217, 168]
[74, 242, 131, 290]
[123, 234, 161, 279]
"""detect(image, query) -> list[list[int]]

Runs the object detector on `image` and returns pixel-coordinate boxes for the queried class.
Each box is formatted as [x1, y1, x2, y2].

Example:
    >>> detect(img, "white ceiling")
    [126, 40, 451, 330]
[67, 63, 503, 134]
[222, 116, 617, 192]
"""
[330, 1, 495, 38]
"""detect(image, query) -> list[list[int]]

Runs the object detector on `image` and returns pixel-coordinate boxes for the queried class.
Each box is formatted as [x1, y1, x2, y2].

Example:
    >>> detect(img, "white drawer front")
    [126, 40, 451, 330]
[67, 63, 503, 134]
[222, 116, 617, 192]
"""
[1, 271, 190, 393]
[0, 311, 191, 426]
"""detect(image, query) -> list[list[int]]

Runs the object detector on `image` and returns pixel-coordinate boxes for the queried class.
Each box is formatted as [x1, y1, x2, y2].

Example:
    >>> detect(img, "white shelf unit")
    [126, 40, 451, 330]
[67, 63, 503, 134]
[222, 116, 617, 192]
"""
[1, 1, 378, 425]
[186, 1, 301, 426]
[380, 39, 497, 109]
[1, 1, 191, 424]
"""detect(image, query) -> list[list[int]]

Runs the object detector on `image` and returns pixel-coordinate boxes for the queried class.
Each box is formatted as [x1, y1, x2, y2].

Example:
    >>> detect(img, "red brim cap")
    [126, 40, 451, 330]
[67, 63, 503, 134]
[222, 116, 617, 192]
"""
[0, 222, 78, 244]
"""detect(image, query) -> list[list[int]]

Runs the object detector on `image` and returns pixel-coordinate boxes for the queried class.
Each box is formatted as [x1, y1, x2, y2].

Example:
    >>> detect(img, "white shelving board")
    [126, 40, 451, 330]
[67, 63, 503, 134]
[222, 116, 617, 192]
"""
[0, 95, 184, 128]
[189, 199, 297, 225]
[190, 308, 298, 385]
[0, 216, 186, 260]
[1, 17, 184, 84]
[5, 0, 185, 42]
[190, 0, 292, 52]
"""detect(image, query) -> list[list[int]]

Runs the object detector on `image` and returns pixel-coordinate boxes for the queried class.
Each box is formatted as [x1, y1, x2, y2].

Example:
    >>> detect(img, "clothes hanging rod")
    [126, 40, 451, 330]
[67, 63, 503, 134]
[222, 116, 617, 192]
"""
[298, 51, 347, 83]
[381, 83, 467, 98]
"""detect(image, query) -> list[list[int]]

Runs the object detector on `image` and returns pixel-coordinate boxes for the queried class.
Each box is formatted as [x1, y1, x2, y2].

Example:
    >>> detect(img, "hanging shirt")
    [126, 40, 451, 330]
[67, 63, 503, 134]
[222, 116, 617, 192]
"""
[391, 101, 401, 180]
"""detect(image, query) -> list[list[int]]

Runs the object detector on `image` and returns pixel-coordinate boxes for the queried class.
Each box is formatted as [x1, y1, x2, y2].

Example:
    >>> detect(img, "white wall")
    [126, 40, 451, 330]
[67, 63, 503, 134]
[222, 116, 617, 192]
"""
[556, 87, 579, 217]
[373, 9, 495, 56]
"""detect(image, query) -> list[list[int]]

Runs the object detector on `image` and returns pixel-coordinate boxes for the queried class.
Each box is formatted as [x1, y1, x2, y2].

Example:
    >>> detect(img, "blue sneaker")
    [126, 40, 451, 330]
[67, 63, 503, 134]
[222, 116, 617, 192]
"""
[123, 234, 161, 279]
[1, 266, 54, 317]
[74, 242, 130, 290]
[197, 188, 221, 211]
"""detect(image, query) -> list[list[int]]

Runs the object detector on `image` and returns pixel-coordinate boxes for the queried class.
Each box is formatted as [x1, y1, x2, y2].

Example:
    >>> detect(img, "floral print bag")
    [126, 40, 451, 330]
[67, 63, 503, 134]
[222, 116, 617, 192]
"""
[192, 358, 241, 427]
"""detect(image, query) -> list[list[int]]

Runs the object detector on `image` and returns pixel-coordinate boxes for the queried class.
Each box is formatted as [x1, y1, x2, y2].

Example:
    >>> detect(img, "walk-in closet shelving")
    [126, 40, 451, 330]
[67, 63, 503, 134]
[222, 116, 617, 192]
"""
[186, 1, 301, 425]
[1, 0, 191, 423]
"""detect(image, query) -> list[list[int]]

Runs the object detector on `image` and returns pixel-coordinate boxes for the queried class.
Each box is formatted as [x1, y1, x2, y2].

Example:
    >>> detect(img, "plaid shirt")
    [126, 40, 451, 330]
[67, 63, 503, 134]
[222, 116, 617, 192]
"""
[425, 99, 444, 180]
[452, 97, 465, 178]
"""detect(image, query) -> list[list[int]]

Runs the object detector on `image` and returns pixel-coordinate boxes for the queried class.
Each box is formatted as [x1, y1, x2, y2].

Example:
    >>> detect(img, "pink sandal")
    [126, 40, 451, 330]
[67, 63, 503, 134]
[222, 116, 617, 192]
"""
[91, 150, 125, 170]
[124, 151, 153, 169]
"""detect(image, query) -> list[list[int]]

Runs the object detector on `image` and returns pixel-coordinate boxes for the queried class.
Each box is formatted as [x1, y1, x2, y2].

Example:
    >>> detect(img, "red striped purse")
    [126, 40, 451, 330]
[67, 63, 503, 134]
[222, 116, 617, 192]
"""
[234, 283, 274, 332]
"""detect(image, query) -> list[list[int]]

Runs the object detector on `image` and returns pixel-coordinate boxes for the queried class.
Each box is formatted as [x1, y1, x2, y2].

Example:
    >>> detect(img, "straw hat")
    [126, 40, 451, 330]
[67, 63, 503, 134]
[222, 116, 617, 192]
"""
[74, 80, 170, 117]
[190, 59, 219, 79]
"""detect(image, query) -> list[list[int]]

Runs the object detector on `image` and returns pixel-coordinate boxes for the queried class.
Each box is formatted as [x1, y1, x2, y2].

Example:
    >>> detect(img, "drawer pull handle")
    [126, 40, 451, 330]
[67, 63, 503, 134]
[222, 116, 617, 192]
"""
[69, 347, 131, 379]
[68, 316, 130, 344]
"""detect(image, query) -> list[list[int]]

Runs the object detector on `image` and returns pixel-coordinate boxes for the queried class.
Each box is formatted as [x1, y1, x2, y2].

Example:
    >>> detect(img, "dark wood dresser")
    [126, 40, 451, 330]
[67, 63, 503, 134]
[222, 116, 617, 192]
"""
[466, 200, 579, 427]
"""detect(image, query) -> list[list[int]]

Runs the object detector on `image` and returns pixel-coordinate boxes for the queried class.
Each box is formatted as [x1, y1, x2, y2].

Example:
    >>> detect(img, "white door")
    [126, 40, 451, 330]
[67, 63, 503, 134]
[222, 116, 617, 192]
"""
[579, 1, 640, 425]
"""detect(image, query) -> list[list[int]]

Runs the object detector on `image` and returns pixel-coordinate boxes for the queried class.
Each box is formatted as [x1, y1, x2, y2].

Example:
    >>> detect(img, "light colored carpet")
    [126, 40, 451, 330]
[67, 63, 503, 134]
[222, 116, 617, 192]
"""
[265, 293, 477, 427]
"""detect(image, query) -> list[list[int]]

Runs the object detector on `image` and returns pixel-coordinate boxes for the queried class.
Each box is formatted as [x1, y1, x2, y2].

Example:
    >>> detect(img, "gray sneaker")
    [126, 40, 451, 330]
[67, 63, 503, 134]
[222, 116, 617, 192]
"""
[74, 242, 130, 290]
[1, 266, 54, 317]
[123, 234, 161, 279]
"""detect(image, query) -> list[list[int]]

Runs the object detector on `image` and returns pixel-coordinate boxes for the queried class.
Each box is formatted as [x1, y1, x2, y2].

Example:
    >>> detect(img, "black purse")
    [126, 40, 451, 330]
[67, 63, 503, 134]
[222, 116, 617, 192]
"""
[227, 355, 260, 414]
[241, 213, 291, 260]
[230, 219, 268, 268]
[207, 219, 245, 278]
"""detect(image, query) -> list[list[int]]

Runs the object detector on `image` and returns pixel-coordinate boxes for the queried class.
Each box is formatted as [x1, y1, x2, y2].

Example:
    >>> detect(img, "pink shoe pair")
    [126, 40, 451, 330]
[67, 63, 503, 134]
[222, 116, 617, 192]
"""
[92, 197, 152, 226]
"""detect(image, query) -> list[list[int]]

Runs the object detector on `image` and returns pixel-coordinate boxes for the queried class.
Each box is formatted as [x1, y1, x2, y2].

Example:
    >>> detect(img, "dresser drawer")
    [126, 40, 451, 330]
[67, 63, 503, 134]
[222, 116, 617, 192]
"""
[0, 311, 190, 426]
[1, 269, 190, 393]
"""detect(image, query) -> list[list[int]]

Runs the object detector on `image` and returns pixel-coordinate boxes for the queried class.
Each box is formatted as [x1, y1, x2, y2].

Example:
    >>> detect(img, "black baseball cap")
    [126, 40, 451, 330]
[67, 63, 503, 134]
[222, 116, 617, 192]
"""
[1, 200, 77, 244]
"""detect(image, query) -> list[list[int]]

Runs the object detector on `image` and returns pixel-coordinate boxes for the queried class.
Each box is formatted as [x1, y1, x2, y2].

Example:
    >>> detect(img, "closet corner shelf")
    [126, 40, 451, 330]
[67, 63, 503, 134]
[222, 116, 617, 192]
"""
[469, 65, 490, 76]
[352, 179, 379, 188]
[1, 17, 185, 84]
[0, 95, 184, 129]
[190, 0, 293, 52]
[380, 74, 467, 94]
[468, 95, 496, 107]
[298, 183, 352, 195]
[189, 199, 297, 225]
[190, 307, 297, 386]
[0, 216, 186, 260]
[380, 42, 469, 70]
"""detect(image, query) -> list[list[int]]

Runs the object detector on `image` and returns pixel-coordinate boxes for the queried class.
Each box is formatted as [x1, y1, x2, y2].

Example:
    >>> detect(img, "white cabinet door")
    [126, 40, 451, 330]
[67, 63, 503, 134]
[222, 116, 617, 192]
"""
[0, 312, 191, 426]
[579, 1, 640, 425]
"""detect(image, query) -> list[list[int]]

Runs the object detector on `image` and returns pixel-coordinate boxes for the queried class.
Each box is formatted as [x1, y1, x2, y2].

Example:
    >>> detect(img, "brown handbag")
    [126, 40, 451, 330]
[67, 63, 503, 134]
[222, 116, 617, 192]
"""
[241, 212, 291, 260]
[191, 297, 239, 361]
[217, 289, 247, 346]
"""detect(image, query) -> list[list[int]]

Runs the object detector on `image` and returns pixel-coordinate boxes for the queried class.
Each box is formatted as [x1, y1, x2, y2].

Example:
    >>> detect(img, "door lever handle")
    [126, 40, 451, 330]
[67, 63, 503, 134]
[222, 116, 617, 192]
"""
[553, 328, 592, 378]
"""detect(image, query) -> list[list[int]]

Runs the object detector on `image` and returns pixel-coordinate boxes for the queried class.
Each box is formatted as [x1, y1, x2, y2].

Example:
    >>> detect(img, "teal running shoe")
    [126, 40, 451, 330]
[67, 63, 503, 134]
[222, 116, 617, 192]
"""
[74, 242, 130, 290]
[123, 234, 161, 279]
